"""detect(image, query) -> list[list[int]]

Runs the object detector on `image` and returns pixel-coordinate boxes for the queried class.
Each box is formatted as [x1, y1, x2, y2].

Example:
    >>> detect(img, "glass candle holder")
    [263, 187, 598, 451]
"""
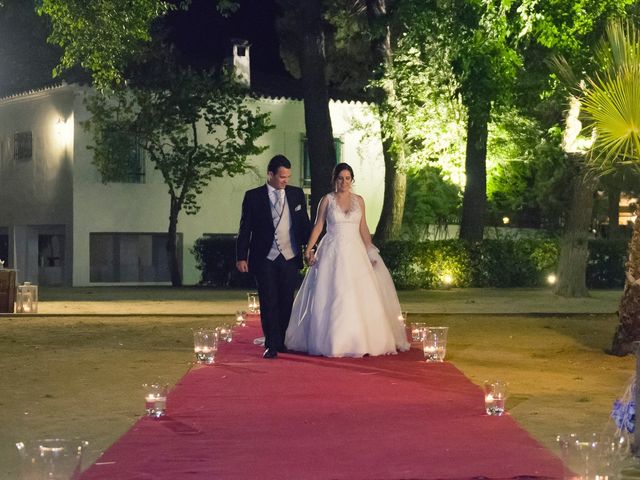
[217, 325, 233, 343]
[16, 438, 88, 479]
[193, 329, 218, 364]
[483, 380, 508, 416]
[16, 282, 38, 313]
[143, 383, 168, 418]
[422, 326, 449, 362]
[247, 292, 260, 314]
[410, 322, 428, 342]
[235, 310, 247, 327]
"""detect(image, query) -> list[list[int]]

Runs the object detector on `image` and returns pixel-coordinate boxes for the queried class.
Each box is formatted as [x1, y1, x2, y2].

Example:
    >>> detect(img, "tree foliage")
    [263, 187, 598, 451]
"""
[520, 0, 635, 59]
[86, 67, 272, 213]
[486, 111, 569, 230]
[392, 0, 524, 240]
[37, 0, 173, 88]
[402, 166, 461, 241]
[580, 21, 640, 169]
[84, 51, 273, 285]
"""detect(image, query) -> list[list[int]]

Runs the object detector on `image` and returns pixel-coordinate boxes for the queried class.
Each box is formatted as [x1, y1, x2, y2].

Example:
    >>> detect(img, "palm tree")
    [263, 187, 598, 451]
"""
[579, 20, 640, 355]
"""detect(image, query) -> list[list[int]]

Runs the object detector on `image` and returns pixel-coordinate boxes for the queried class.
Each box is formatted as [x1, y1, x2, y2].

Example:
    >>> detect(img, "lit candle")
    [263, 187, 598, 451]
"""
[194, 346, 213, 353]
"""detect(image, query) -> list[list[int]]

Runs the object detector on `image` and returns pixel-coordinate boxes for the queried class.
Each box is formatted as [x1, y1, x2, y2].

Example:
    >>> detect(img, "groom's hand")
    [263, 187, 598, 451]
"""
[236, 260, 249, 273]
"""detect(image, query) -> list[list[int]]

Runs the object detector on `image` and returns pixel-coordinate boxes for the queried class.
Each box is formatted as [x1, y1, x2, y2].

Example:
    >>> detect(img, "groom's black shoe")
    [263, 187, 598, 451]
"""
[263, 348, 278, 359]
[277, 346, 288, 353]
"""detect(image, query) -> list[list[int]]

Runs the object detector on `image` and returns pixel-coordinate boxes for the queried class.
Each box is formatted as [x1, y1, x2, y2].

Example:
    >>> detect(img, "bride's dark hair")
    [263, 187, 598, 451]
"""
[331, 163, 355, 186]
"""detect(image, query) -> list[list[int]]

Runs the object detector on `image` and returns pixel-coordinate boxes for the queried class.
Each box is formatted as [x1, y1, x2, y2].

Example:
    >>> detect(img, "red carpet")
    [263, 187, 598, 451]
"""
[80, 318, 568, 479]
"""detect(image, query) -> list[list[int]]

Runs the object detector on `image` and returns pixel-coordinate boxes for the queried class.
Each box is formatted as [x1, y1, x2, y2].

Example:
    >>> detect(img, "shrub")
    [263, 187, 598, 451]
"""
[586, 239, 628, 289]
[191, 235, 256, 288]
[192, 235, 628, 289]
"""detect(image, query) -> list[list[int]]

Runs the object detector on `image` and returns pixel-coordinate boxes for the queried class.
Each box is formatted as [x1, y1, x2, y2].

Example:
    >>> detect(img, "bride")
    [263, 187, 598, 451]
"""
[285, 163, 410, 357]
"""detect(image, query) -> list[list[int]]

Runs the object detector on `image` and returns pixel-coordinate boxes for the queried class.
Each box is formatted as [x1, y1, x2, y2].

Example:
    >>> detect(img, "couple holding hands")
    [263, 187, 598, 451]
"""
[236, 155, 409, 359]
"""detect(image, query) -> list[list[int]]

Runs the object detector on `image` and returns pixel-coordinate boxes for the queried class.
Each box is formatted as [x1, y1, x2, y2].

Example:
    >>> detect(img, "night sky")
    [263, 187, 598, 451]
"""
[0, 0, 289, 97]
[166, 0, 287, 76]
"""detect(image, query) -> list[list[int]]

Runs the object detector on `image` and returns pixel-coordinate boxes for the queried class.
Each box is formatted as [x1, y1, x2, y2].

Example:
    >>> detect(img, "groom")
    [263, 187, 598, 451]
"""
[236, 155, 311, 359]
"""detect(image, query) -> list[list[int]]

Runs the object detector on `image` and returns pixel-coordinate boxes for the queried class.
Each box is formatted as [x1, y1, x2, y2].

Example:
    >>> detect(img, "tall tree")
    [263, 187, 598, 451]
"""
[326, 0, 459, 241]
[577, 20, 640, 354]
[299, 0, 337, 218]
[533, 0, 635, 297]
[552, 96, 597, 297]
[86, 60, 272, 285]
[364, 0, 407, 243]
[276, 0, 336, 219]
[397, 0, 521, 241]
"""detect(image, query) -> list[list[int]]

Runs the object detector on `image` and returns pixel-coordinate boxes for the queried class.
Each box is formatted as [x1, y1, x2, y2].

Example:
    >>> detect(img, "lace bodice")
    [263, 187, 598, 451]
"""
[325, 193, 361, 228]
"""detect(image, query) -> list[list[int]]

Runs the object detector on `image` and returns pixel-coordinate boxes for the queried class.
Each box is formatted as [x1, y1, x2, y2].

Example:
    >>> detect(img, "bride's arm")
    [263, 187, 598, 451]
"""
[304, 195, 329, 265]
[358, 196, 379, 265]
[358, 196, 373, 248]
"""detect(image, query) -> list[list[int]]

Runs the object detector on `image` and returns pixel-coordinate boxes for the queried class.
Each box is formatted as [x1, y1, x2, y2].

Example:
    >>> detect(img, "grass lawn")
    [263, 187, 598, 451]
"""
[0, 310, 636, 477]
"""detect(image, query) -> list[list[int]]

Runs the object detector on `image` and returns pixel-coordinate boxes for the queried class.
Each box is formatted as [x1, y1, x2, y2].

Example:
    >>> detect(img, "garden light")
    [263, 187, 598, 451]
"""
[442, 274, 453, 286]
[547, 274, 557, 285]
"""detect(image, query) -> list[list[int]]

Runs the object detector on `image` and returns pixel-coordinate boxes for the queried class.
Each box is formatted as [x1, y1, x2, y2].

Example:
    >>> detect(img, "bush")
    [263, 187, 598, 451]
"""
[192, 236, 628, 289]
[380, 239, 559, 289]
[586, 239, 628, 289]
[191, 235, 256, 288]
[380, 238, 626, 289]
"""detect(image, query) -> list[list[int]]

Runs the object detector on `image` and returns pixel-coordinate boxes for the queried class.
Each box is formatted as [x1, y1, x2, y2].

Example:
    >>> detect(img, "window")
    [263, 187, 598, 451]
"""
[90, 233, 180, 282]
[100, 132, 146, 183]
[13, 131, 32, 161]
[38, 235, 63, 267]
[121, 139, 145, 183]
[0, 234, 8, 267]
[301, 137, 342, 187]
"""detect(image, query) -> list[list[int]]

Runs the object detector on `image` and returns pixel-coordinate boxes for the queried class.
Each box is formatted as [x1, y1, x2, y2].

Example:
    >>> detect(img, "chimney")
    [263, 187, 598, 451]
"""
[230, 39, 251, 88]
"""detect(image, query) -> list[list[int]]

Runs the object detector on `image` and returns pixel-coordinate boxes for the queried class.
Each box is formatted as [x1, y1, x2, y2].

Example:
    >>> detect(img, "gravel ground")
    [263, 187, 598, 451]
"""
[1, 287, 636, 478]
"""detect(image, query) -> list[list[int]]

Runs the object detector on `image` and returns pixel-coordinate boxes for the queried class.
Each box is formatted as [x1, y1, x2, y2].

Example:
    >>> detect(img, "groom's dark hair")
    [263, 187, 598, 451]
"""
[267, 154, 291, 174]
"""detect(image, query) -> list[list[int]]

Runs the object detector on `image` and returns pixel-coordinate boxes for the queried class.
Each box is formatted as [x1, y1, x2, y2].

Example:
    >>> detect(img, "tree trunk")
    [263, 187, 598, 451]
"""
[300, 0, 336, 220]
[167, 198, 182, 287]
[607, 186, 621, 238]
[611, 205, 640, 355]
[554, 159, 597, 297]
[366, 0, 407, 244]
[374, 154, 406, 242]
[459, 101, 490, 241]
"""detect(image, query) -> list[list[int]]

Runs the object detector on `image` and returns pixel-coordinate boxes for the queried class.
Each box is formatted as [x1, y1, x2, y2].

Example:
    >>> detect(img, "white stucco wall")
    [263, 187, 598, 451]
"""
[0, 84, 75, 284]
[0, 84, 386, 286]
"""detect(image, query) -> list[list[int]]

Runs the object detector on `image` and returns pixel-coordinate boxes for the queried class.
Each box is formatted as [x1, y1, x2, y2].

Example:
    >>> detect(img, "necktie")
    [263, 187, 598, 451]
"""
[275, 189, 285, 215]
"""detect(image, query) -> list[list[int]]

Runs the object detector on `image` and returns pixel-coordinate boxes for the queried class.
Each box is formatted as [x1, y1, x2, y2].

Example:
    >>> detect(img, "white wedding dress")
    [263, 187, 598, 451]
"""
[285, 193, 410, 357]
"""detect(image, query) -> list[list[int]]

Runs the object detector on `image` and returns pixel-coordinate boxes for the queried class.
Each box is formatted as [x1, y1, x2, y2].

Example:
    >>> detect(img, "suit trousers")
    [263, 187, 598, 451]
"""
[254, 254, 300, 350]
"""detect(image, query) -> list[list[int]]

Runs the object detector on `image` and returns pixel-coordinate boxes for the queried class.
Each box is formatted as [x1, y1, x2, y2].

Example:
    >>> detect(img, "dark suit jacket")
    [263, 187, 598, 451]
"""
[236, 184, 311, 273]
